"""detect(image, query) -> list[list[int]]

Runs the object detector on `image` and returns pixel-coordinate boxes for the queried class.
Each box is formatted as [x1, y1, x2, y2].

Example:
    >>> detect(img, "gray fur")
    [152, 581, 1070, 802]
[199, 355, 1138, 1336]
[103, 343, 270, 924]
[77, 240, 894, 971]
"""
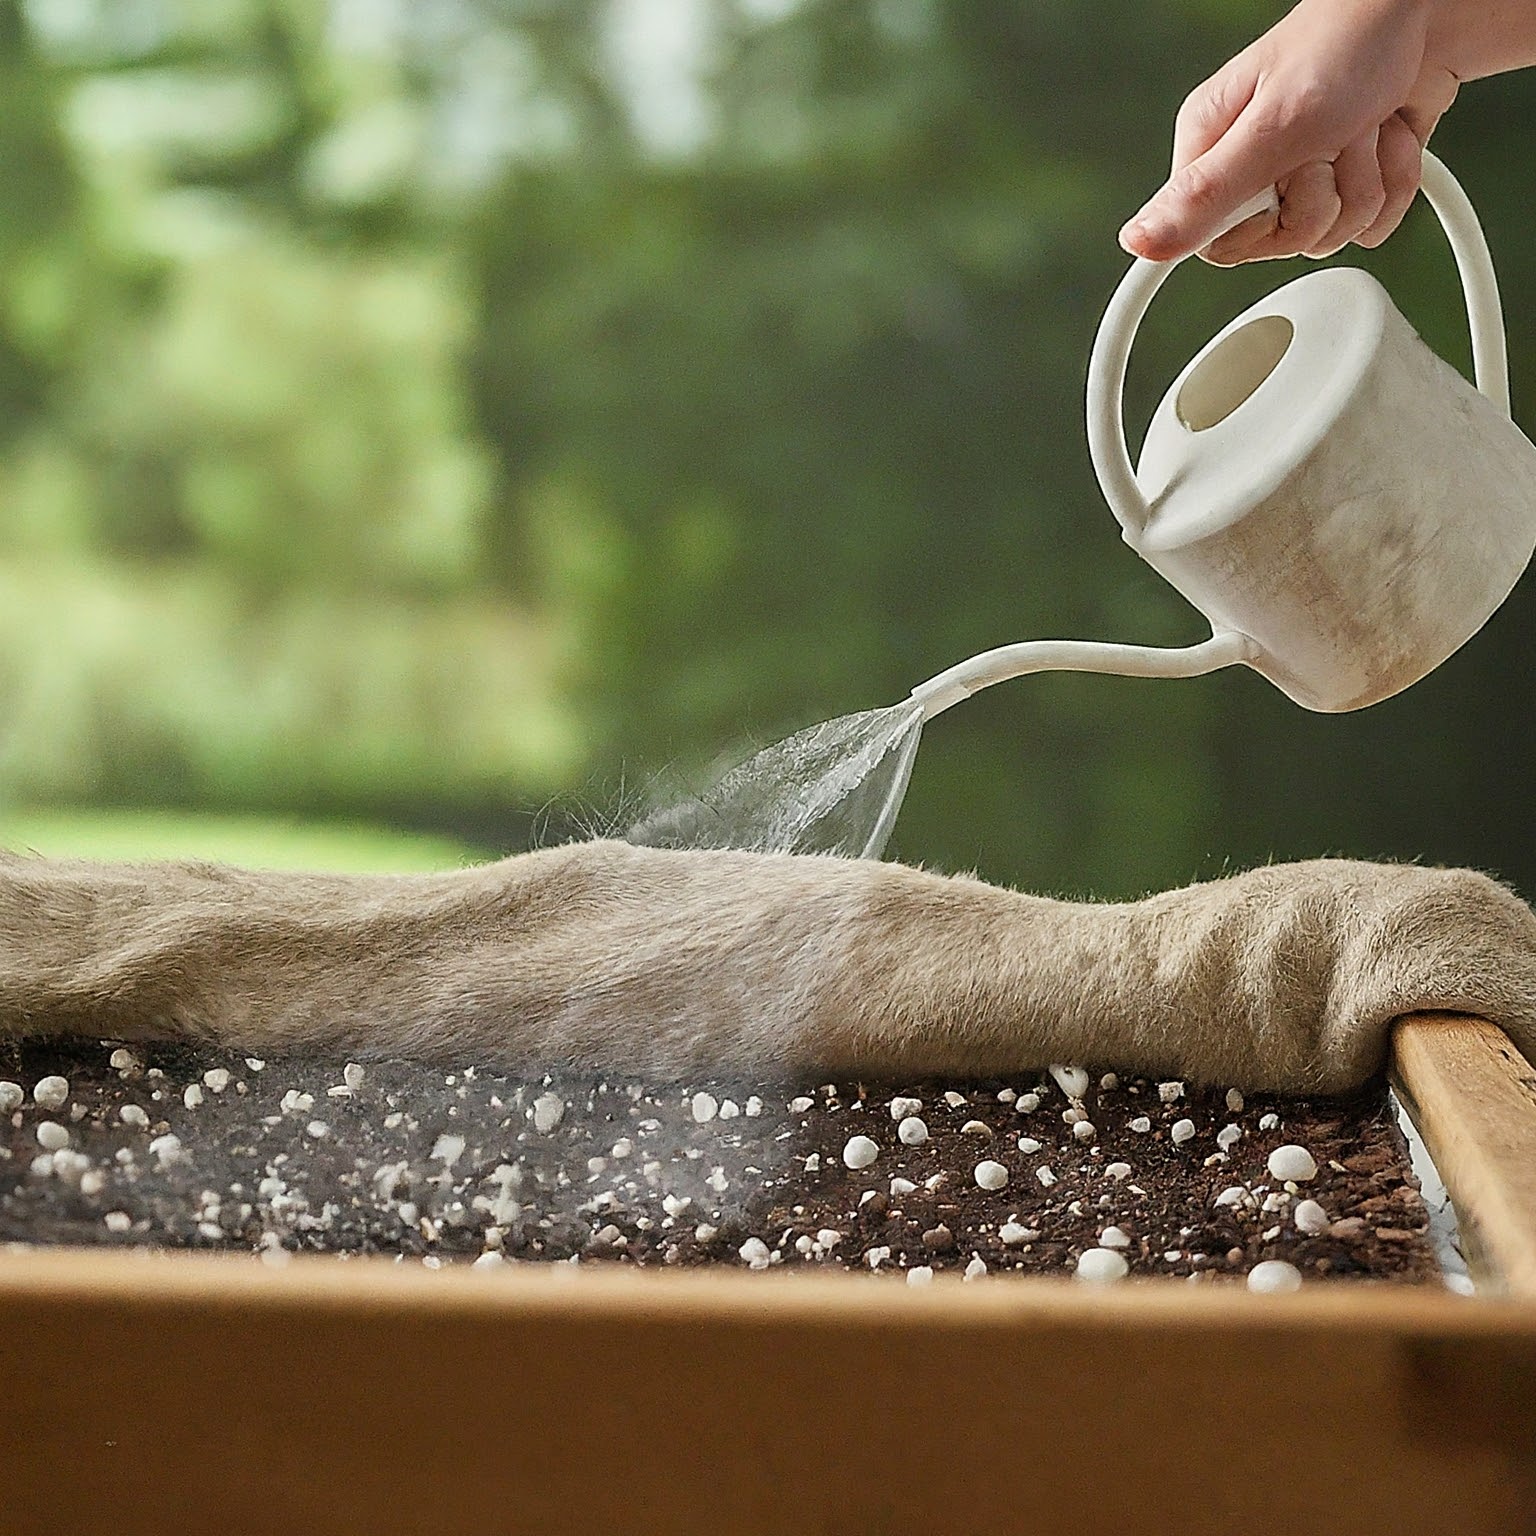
[0, 843, 1532, 1090]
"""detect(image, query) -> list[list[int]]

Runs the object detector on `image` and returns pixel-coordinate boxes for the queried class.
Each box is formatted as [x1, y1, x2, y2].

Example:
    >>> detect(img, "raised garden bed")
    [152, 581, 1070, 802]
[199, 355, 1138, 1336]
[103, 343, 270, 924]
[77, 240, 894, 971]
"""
[0, 1013, 1531, 1535]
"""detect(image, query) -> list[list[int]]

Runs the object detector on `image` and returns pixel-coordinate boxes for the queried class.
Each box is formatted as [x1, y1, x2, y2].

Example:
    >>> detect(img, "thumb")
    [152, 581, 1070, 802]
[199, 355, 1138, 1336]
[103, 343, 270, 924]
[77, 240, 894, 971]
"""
[1121, 117, 1290, 262]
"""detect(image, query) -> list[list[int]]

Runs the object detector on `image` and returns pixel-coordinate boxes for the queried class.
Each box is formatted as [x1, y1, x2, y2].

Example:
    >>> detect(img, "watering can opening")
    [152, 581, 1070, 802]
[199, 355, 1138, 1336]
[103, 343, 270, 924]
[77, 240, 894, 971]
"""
[1175, 314, 1294, 433]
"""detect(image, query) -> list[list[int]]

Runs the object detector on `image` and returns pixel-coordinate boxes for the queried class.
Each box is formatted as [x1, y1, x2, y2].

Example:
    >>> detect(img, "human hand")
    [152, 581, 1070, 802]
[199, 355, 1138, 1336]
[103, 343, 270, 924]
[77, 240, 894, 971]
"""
[1120, 0, 1459, 265]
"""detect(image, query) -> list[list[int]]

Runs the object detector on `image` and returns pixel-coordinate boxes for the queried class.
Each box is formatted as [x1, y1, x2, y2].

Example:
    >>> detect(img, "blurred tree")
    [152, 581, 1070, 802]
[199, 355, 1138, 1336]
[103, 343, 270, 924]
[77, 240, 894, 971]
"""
[1, 0, 1535, 900]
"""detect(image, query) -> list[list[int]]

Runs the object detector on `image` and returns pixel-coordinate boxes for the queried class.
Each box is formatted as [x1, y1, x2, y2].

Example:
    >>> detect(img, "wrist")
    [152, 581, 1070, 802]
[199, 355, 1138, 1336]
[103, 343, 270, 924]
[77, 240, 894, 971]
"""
[1425, 0, 1536, 80]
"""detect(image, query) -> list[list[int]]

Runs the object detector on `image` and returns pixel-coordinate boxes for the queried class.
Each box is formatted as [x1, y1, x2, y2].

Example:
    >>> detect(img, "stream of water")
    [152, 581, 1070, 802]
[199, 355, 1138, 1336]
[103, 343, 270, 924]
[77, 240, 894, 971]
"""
[624, 702, 925, 859]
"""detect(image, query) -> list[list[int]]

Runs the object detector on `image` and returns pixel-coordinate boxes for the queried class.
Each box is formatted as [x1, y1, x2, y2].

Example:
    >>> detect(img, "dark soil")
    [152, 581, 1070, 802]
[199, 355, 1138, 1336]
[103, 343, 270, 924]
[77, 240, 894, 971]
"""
[0, 1037, 1440, 1284]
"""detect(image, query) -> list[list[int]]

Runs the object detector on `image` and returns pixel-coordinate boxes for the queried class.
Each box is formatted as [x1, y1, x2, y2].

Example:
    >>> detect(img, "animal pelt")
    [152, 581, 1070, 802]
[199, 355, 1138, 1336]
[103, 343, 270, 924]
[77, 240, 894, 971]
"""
[1, 843, 1532, 1091]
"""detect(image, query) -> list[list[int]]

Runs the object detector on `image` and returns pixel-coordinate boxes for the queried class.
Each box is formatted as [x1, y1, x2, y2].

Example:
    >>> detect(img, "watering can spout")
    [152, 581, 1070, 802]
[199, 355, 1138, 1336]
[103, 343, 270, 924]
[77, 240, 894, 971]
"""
[908, 630, 1258, 722]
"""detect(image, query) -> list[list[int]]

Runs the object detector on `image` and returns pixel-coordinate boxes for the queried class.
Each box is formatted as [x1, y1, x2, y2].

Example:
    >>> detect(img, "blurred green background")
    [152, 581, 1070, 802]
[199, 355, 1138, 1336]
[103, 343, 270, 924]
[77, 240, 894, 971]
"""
[3, 0, 1535, 892]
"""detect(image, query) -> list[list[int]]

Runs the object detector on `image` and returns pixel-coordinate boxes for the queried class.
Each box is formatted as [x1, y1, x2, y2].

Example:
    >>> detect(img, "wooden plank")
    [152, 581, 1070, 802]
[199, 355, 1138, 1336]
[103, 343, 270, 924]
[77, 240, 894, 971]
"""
[1391, 1012, 1536, 1298]
[0, 1249, 1532, 1535]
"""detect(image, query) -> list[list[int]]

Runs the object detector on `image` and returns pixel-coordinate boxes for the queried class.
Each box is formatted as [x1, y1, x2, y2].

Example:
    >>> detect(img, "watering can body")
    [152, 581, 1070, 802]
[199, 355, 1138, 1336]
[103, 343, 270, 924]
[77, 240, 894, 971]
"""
[909, 154, 1536, 727]
[1088, 151, 1536, 713]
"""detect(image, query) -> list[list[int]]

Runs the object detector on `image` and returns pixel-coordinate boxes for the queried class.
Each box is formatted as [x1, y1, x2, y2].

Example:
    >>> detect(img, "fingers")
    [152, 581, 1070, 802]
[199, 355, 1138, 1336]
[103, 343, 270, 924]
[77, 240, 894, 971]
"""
[1130, 110, 1424, 266]
[1306, 127, 1387, 256]
[1121, 111, 1296, 262]
[1204, 159, 1340, 265]
[1122, 61, 1278, 261]
[1355, 111, 1423, 247]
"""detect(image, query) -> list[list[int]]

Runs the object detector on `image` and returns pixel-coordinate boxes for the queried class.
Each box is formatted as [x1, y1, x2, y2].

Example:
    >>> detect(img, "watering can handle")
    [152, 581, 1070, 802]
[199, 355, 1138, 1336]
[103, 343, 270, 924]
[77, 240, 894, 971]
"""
[1086, 150, 1511, 537]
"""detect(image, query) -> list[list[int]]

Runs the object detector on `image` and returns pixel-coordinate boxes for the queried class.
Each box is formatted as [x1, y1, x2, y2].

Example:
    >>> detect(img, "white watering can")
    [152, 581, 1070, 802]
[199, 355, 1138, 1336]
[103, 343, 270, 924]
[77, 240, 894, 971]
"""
[909, 150, 1536, 719]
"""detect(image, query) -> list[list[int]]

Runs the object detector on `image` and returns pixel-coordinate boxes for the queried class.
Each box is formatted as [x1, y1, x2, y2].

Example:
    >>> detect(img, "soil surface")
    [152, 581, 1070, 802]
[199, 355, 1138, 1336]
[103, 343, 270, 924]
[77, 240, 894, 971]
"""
[0, 1037, 1440, 1285]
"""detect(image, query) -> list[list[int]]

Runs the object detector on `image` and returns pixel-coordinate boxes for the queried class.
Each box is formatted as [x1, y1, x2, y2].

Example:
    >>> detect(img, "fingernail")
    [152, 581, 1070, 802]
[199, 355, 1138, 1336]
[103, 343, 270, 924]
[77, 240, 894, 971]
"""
[1120, 213, 1171, 255]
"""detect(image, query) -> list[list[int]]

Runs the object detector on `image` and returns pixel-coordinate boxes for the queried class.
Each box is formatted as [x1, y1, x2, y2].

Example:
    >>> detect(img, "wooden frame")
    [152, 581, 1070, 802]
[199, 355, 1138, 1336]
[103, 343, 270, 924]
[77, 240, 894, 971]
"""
[0, 1012, 1531, 1536]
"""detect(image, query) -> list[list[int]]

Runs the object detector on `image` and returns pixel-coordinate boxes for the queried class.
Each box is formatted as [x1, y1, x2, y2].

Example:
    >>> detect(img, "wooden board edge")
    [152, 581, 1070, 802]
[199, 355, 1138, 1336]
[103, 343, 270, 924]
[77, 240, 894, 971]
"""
[1390, 1011, 1536, 1299]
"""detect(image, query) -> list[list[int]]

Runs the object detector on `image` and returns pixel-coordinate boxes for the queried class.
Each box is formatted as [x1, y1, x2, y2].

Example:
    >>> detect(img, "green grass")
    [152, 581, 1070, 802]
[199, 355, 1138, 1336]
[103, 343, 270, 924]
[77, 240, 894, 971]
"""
[0, 808, 486, 873]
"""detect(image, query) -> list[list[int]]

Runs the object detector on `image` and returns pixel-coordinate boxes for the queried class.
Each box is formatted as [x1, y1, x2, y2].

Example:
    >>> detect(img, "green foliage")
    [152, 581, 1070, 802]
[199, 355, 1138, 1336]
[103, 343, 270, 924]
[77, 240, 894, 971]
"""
[3, 0, 1536, 894]
[0, 805, 475, 871]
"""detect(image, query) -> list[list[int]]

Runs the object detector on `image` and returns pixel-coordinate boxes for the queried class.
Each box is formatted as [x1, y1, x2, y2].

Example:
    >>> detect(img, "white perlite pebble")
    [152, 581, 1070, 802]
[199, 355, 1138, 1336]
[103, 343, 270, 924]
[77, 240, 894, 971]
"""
[183, 1084, 204, 1110]
[788, 1096, 814, 1114]
[305, 1120, 329, 1140]
[897, 1115, 929, 1147]
[1049, 1064, 1089, 1099]
[35, 1121, 69, 1151]
[960, 1119, 992, 1137]
[471, 1251, 505, 1270]
[109, 1049, 140, 1073]
[1099, 1073, 1119, 1092]
[1213, 1186, 1248, 1209]
[1259, 1112, 1280, 1132]
[1171, 1119, 1196, 1144]
[1071, 1120, 1096, 1143]
[943, 1090, 968, 1108]
[1267, 1144, 1318, 1182]
[974, 1160, 1008, 1191]
[148, 1133, 182, 1164]
[202, 1068, 231, 1093]
[1247, 1259, 1304, 1294]
[1016, 1092, 1041, 1113]
[532, 1092, 565, 1134]
[889, 1177, 917, 1196]
[906, 1265, 935, 1287]
[744, 1096, 763, 1117]
[690, 1092, 719, 1124]
[343, 1062, 366, 1091]
[842, 1135, 879, 1170]
[118, 1104, 149, 1127]
[739, 1237, 772, 1270]
[1075, 1248, 1130, 1284]
[1157, 1081, 1184, 1104]
[431, 1133, 466, 1167]
[996, 1088, 1017, 1103]
[963, 1257, 988, 1281]
[1036, 1166, 1057, 1188]
[661, 1194, 692, 1217]
[1098, 1226, 1131, 1249]
[1226, 1088, 1245, 1114]
[0, 1081, 22, 1115]
[1216, 1124, 1243, 1151]
[33, 1076, 69, 1110]
[889, 1095, 922, 1121]
[1017, 1137, 1042, 1155]
[1129, 1117, 1152, 1134]
[999, 1221, 1040, 1246]
[718, 1099, 741, 1120]
[1105, 1162, 1132, 1180]
[1293, 1199, 1330, 1234]
[865, 1245, 891, 1269]
[103, 1212, 132, 1233]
